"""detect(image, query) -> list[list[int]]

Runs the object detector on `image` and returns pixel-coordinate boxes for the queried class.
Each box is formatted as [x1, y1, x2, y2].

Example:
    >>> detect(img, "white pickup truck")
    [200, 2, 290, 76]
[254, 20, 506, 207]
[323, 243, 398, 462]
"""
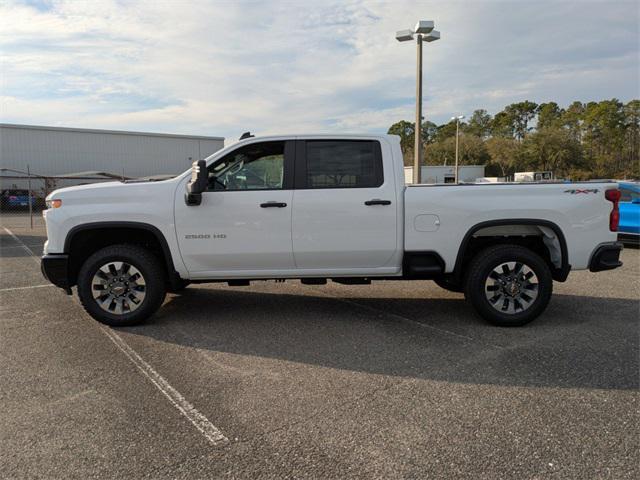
[41, 134, 623, 327]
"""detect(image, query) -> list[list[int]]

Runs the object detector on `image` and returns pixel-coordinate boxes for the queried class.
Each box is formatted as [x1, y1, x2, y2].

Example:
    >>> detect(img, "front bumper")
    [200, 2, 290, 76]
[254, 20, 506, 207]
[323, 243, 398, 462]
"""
[589, 242, 623, 272]
[41, 254, 72, 293]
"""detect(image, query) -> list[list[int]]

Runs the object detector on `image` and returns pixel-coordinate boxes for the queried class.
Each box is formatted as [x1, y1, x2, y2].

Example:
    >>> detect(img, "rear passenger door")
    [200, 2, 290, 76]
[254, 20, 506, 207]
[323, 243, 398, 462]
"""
[291, 139, 398, 271]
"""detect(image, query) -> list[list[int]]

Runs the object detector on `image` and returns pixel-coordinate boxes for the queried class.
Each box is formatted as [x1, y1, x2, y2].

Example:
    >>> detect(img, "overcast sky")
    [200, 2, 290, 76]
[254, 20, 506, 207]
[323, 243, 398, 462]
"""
[1, 0, 638, 142]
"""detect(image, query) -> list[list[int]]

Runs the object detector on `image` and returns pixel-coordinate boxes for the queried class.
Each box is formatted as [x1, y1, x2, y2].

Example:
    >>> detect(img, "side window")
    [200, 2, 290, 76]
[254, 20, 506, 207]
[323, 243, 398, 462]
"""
[207, 141, 285, 191]
[305, 140, 383, 189]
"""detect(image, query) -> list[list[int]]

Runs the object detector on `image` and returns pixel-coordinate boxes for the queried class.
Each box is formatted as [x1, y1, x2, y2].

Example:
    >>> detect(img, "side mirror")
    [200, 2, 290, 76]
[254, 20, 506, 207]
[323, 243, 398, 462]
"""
[185, 160, 207, 206]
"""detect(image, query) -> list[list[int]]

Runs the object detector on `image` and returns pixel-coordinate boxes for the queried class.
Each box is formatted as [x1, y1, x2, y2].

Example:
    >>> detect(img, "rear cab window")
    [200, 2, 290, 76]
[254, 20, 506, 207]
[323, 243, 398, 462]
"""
[297, 140, 384, 189]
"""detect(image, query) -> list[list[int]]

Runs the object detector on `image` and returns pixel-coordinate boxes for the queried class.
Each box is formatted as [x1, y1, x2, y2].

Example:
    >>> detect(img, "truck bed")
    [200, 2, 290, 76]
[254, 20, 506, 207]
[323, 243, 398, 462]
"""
[404, 182, 619, 272]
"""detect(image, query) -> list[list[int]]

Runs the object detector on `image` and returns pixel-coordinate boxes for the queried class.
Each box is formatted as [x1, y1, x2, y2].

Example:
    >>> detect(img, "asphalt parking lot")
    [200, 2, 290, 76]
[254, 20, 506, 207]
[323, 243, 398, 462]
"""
[1, 214, 638, 479]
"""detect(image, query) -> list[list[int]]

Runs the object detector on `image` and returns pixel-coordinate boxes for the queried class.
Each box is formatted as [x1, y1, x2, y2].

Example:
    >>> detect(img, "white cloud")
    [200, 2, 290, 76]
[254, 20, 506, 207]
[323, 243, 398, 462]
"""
[1, 0, 638, 142]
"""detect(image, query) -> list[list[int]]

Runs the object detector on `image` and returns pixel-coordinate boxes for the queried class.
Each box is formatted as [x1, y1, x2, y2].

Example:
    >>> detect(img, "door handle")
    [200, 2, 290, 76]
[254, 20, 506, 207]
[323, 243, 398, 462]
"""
[364, 199, 392, 206]
[260, 201, 287, 208]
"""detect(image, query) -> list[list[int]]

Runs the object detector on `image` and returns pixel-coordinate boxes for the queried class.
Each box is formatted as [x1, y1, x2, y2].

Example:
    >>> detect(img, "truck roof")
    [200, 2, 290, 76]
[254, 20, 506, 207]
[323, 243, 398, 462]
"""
[235, 133, 397, 142]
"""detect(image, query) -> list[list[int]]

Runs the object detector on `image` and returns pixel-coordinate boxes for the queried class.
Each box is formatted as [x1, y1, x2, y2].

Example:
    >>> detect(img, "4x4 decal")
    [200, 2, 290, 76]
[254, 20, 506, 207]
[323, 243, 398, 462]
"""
[564, 188, 599, 194]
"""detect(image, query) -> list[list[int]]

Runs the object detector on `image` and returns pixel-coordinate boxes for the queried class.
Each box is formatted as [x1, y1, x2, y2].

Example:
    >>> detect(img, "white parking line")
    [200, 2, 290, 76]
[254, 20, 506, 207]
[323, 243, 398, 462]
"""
[1, 243, 44, 250]
[2, 227, 40, 264]
[0, 284, 54, 292]
[5, 226, 229, 446]
[99, 326, 228, 446]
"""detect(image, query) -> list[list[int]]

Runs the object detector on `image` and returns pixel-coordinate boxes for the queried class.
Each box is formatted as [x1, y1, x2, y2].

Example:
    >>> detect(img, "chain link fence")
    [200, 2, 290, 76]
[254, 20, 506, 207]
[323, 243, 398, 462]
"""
[1, 167, 122, 229]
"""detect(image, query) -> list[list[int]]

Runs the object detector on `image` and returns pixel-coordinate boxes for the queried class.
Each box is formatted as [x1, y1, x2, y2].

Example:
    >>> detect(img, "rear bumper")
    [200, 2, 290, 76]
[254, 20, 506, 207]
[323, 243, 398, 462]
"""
[41, 254, 72, 293]
[618, 232, 639, 245]
[589, 242, 623, 272]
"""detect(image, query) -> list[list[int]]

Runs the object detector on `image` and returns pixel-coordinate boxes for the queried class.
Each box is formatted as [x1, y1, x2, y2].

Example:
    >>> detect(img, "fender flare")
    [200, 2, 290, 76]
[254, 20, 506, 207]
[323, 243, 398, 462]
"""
[452, 219, 570, 282]
[64, 221, 181, 286]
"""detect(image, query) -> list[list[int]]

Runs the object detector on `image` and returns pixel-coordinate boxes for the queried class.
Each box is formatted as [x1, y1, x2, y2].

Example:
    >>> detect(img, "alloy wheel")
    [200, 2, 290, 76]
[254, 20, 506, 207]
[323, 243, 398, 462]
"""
[484, 261, 539, 314]
[91, 261, 146, 315]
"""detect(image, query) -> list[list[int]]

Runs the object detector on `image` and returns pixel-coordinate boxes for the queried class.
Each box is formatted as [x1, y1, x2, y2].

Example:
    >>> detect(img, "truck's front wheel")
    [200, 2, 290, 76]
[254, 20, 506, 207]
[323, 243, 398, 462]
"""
[77, 244, 166, 327]
[464, 245, 553, 327]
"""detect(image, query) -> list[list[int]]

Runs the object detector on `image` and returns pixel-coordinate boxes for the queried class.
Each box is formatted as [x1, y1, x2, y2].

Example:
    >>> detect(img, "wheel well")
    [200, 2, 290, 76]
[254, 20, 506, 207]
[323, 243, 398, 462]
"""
[67, 226, 172, 287]
[454, 222, 568, 282]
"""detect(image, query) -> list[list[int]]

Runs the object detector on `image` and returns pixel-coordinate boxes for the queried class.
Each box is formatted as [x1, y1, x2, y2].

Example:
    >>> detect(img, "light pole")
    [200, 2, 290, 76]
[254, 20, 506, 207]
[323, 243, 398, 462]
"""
[451, 115, 465, 183]
[396, 21, 440, 184]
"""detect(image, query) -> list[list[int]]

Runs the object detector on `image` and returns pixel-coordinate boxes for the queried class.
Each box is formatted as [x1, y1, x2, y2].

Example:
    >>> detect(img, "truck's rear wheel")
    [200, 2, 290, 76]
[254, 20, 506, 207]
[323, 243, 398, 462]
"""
[77, 244, 166, 327]
[464, 244, 553, 327]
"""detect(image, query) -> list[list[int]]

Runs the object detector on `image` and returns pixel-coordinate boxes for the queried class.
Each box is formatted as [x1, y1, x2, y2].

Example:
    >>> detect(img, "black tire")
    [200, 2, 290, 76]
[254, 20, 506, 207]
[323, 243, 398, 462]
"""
[77, 244, 166, 327]
[464, 244, 553, 327]
[434, 277, 464, 293]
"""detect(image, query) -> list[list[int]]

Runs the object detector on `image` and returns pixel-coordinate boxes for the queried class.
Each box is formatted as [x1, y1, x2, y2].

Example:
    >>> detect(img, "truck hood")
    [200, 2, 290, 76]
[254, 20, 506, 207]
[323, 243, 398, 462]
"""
[47, 178, 178, 202]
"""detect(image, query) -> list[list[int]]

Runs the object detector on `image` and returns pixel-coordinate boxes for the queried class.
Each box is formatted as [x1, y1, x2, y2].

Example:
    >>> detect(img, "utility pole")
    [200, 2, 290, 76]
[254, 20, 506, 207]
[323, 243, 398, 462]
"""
[414, 36, 423, 184]
[396, 21, 441, 184]
[451, 115, 465, 183]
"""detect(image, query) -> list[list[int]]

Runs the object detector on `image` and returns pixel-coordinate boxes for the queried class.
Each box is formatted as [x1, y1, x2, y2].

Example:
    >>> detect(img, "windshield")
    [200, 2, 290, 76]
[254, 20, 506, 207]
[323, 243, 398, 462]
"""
[620, 187, 639, 202]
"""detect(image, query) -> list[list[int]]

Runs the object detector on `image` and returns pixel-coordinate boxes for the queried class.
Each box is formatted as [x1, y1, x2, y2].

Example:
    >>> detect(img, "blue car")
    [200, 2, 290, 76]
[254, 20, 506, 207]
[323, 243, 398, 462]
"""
[618, 182, 640, 245]
[0, 189, 36, 209]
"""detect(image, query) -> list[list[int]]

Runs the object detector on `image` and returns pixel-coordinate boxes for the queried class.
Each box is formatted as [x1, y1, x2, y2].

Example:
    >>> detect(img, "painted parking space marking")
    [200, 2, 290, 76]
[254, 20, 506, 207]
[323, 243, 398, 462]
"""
[4, 226, 229, 446]
[0, 284, 54, 292]
[2, 227, 40, 264]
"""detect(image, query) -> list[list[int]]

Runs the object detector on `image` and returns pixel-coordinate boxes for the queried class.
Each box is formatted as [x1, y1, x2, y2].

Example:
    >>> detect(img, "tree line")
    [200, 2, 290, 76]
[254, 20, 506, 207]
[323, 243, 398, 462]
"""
[388, 99, 639, 180]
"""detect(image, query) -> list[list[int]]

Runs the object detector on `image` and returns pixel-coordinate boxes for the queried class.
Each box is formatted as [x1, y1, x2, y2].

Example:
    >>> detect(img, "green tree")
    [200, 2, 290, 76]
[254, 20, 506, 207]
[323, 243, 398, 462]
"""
[387, 120, 415, 154]
[422, 121, 438, 144]
[485, 137, 521, 177]
[389, 96, 639, 180]
[582, 99, 626, 177]
[521, 127, 583, 178]
[433, 120, 461, 142]
[465, 109, 492, 138]
[491, 111, 515, 138]
[504, 100, 539, 140]
[561, 101, 585, 142]
[537, 102, 564, 129]
[425, 134, 488, 167]
[623, 100, 640, 178]
[388, 120, 439, 166]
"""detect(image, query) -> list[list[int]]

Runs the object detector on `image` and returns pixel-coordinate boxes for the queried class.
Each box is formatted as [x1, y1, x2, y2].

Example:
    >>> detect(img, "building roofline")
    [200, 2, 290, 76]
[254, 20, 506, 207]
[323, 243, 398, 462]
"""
[0, 123, 224, 141]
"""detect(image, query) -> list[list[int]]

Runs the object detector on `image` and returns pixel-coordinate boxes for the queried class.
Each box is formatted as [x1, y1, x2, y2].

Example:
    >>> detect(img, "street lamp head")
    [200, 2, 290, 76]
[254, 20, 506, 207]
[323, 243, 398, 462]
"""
[395, 29, 414, 42]
[423, 30, 440, 42]
[414, 20, 434, 34]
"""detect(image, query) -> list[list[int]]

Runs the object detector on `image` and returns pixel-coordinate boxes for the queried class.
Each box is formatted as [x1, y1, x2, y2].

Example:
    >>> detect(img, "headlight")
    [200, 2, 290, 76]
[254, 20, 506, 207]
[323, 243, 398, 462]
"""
[46, 199, 62, 209]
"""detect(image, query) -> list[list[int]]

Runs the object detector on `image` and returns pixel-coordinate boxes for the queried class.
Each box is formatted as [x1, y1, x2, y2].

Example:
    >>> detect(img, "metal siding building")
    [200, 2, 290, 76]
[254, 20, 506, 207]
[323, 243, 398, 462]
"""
[404, 165, 486, 184]
[0, 123, 224, 187]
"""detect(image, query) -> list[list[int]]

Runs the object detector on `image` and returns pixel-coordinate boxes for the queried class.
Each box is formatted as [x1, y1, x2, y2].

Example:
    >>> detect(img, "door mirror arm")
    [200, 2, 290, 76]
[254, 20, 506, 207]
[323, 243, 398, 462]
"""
[185, 159, 208, 206]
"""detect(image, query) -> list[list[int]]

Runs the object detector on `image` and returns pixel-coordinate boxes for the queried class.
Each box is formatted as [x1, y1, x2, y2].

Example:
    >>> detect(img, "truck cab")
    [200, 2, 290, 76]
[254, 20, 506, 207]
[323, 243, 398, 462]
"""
[175, 136, 403, 278]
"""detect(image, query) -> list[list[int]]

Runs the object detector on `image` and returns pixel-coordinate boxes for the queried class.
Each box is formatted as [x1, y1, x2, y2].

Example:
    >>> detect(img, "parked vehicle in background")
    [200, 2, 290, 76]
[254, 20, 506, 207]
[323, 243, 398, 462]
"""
[41, 134, 623, 328]
[0, 189, 36, 209]
[618, 181, 640, 245]
[514, 171, 554, 182]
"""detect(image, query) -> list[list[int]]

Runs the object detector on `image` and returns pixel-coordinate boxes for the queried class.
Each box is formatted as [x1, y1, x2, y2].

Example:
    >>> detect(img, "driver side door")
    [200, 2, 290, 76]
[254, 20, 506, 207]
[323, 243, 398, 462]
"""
[175, 140, 296, 277]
